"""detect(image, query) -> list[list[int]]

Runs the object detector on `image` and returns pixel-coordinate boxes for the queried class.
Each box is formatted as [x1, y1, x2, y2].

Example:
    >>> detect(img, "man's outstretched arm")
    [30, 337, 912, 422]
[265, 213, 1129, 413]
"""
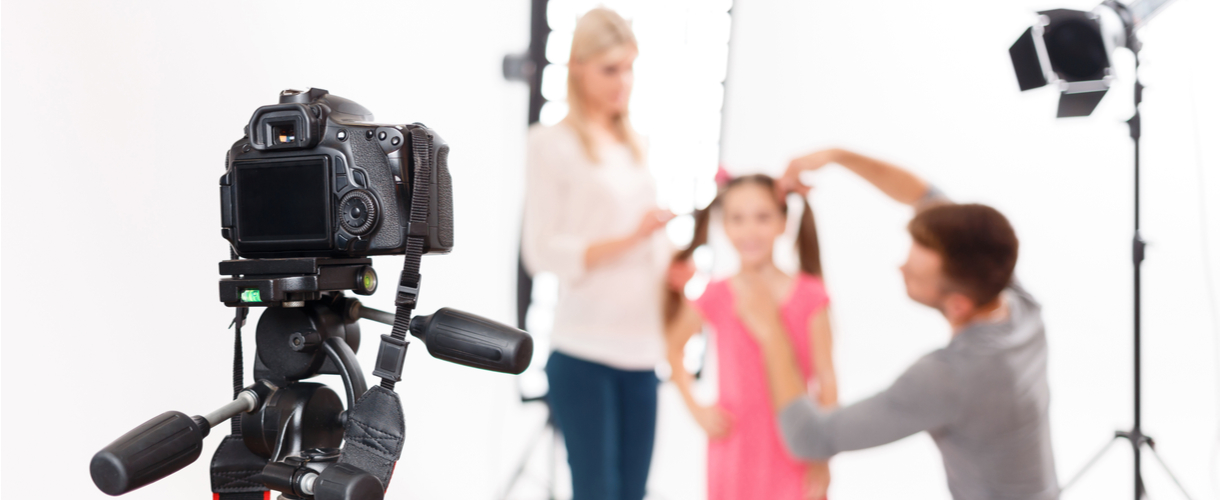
[776, 354, 961, 459]
[780, 148, 932, 206]
[735, 273, 961, 460]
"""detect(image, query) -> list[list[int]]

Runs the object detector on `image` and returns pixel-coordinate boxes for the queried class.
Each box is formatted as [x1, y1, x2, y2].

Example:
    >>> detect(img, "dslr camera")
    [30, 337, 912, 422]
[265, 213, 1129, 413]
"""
[221, 87, 452, 258]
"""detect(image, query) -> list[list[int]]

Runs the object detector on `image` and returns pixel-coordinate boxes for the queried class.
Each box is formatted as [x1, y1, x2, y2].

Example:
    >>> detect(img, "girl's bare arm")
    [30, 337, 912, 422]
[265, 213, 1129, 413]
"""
[809, 308, 838, 407]
[666, 302, 703, 411]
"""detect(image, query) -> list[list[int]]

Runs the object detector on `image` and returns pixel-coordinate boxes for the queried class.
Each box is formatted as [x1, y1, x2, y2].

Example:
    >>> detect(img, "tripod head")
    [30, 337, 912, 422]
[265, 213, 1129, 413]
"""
[91, 257, 533, 499]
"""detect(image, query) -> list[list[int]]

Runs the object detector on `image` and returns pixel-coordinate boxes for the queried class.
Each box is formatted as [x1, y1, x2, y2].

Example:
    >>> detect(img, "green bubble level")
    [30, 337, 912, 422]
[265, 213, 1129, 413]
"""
[241, 289, 262, 302]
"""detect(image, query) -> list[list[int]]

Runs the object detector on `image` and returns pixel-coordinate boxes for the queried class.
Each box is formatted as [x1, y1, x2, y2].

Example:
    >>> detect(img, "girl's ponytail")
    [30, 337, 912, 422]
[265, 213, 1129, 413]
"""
[665, 203, 713, 326]
[795, 197, 823, 277]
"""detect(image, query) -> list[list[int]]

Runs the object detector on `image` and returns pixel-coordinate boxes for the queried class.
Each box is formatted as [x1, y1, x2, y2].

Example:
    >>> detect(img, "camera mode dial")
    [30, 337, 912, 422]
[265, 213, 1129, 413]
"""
[339, 190, 378, 236]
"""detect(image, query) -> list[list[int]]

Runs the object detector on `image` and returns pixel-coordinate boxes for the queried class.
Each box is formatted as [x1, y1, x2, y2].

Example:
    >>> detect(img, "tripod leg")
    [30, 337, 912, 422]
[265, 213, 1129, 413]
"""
[1145, 445, 1196, 500]
[549, 424, 559, 500]
[499, 419, 555, 500]
[1062, 436, 1122, 493]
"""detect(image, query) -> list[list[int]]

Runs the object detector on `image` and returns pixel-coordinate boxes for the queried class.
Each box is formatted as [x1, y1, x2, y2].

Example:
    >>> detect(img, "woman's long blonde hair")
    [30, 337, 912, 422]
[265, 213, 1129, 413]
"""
[565, 7, 644, 164]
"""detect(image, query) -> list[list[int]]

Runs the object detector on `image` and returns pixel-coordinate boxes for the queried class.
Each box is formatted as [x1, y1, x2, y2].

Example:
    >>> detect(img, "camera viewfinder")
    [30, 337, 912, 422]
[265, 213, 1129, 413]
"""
[274, 123, 296, 145]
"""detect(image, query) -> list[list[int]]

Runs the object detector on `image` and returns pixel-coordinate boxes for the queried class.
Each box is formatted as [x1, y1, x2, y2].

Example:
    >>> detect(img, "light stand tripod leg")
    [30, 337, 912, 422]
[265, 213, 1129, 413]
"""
[1061, 436, 1121, 493]
[1146, 445, 1197, 500]
[499, 412, 556, 500]
[549, 424, 559, 500]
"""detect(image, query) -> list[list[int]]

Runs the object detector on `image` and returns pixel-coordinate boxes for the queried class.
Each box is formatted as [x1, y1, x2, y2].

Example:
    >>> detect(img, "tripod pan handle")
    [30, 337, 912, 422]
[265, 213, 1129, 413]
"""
[90, 411, 205, 496]
[410, 307, 534, 374]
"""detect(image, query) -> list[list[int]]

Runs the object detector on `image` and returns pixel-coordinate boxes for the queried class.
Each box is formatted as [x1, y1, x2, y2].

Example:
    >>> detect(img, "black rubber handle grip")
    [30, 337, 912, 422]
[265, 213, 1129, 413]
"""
[315, 463, 384, 500]
[90, 411, 205, 496]
[410, 308, 534, 374]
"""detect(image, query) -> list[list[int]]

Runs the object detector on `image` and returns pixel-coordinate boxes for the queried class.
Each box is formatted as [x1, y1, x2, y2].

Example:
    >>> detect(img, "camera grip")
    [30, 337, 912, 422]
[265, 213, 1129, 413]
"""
[410, 308, 533, 374]
[90, 411, 205, 496]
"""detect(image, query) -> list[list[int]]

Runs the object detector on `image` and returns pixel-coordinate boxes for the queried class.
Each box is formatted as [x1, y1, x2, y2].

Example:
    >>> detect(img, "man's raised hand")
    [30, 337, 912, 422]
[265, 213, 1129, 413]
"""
[777, 148, 841, 200]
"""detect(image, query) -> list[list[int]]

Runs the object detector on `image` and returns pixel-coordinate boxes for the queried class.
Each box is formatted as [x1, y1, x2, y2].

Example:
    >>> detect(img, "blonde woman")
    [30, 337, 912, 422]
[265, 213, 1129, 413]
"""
[522, 8, 672, 500]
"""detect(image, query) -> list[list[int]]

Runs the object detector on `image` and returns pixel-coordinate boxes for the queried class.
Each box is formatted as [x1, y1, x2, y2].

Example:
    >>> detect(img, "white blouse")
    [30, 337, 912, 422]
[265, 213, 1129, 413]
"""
[522, 123, 670, 371]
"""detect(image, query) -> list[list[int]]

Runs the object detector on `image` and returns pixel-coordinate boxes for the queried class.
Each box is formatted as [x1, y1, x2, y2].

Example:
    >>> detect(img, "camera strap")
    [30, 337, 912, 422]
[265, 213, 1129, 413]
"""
[328, 127, 439, 491]
[211, 306, 270, 500]
[381, 125, 435, 389]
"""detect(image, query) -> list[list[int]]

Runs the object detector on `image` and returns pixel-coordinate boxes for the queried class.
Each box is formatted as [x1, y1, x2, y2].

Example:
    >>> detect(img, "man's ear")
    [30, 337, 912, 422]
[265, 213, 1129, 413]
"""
[943, 292, 977, 324]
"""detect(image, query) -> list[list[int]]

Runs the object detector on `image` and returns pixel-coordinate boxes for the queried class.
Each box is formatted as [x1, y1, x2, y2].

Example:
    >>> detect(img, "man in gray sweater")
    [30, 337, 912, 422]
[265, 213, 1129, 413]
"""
[734, 148, 1058, 499]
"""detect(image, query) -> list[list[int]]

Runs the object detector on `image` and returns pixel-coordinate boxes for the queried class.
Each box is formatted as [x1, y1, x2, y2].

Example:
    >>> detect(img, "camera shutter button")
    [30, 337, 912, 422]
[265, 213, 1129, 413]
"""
[339, 191, 377, 236]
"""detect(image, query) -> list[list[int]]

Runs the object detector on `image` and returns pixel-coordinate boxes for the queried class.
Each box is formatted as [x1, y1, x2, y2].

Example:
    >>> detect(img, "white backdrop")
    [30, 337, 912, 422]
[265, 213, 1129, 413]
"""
[3, 1, 1220, 500]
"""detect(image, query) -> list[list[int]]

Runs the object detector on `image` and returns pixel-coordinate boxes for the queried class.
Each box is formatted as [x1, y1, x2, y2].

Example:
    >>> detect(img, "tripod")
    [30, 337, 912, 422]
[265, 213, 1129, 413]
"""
[91, 257, 535, 499]
[1058, 24, 1194, 500]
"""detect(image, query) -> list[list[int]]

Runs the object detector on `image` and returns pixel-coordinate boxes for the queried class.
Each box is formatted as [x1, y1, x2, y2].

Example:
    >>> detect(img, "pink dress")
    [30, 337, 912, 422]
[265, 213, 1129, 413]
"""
[693, 273, 830, 500]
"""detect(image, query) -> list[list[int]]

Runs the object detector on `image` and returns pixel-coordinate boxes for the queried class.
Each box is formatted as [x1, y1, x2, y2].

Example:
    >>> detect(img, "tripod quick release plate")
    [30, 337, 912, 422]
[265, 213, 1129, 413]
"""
[219, 257, 378, 307]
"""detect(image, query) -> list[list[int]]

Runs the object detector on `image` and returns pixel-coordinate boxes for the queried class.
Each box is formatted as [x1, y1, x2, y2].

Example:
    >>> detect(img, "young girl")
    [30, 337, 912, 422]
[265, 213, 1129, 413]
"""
[666, 173, 837, 500]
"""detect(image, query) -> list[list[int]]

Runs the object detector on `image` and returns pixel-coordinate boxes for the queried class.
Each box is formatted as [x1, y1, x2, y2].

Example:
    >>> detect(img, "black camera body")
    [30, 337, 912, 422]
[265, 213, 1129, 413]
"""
[221, 88, 452, 258]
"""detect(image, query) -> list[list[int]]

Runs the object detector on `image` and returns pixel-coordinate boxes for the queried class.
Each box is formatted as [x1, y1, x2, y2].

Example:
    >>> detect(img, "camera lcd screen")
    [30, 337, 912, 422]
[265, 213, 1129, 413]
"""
[235, 157, 329, 243]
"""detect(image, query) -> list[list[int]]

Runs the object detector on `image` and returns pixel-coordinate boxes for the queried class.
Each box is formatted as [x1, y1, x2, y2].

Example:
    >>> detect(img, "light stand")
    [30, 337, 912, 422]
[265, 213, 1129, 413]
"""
[1059, 50, 1193, 500]
[1009, 1, 1196, 497]
[502, 2, 561, 498]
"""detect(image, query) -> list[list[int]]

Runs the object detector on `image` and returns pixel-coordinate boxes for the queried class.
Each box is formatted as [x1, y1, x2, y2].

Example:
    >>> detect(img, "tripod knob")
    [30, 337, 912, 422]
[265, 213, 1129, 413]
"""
[314, 463, 384, 500]
[90, 411, 206, 495]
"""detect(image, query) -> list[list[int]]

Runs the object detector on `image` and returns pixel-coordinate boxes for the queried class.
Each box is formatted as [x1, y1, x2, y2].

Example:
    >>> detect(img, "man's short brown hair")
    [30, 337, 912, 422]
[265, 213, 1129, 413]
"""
[908, 203, 1018, 306]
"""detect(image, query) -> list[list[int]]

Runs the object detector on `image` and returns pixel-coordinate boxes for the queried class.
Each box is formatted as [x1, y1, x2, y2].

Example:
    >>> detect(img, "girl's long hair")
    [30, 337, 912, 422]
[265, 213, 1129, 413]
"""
[664, 174, 823, 325]
[565, 7, 644, 164]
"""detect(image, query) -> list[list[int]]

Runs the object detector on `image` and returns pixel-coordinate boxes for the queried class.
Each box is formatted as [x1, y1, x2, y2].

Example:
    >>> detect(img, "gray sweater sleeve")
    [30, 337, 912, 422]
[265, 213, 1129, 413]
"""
[917, 184, 951, 208]
[778, 353, 961, 460]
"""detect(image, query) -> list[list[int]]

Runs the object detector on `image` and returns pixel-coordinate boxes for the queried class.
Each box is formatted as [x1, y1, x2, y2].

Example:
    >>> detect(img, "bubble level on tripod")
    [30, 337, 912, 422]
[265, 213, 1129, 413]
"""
[240, 289, 262, 302]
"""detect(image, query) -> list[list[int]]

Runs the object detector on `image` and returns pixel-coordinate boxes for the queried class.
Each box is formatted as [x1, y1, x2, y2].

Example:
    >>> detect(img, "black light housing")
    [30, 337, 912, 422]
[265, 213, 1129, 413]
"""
[1008, 0, 1179, 118]
[1009, 7, 1122, 117]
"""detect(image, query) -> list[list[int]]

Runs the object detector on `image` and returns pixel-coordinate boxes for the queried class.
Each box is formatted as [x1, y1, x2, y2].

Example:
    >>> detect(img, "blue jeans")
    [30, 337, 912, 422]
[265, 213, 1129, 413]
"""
[546, 351, 658, 500]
